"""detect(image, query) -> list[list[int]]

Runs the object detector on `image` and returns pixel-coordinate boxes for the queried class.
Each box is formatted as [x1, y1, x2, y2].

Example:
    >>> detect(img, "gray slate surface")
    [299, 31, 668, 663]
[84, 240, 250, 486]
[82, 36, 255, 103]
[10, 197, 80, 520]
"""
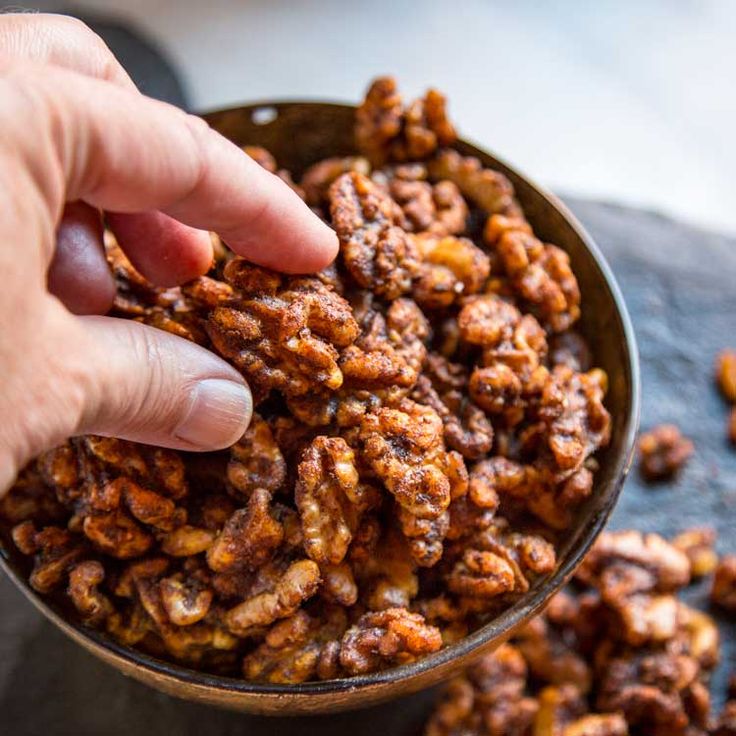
[1, 199, 735, 735]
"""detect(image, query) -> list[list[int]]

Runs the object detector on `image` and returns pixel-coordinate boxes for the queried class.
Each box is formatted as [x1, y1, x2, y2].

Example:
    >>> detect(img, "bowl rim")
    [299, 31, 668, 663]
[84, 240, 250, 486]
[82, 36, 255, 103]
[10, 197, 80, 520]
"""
[0, 99, 641, 703]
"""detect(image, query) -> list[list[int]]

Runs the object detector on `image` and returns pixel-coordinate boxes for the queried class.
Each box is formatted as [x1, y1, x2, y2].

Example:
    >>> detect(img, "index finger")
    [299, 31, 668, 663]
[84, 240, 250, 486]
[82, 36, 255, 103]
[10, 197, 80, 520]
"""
[2, 62, 338, 274]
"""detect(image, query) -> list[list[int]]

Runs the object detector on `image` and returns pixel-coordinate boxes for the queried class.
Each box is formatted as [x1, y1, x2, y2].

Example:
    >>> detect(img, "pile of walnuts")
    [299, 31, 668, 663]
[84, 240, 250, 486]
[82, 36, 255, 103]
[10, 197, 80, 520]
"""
[425, 528, 736, 736]
[0, 77, 612, 682]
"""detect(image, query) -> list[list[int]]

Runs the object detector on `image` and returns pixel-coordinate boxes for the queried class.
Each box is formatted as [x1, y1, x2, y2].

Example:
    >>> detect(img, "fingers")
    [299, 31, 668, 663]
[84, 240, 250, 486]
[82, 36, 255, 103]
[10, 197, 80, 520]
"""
[48, 202, 115, 314]
[0, 14, 220, 286]
[106, 211, 213, 286]
[75, 315, 252, 450]
[3, 62, 338, 274]
[0, 13, 135, 89]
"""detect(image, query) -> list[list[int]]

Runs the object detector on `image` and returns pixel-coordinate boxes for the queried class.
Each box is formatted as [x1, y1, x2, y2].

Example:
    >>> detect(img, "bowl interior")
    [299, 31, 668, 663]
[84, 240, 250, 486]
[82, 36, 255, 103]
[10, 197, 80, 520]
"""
[0, 102, 640, 715]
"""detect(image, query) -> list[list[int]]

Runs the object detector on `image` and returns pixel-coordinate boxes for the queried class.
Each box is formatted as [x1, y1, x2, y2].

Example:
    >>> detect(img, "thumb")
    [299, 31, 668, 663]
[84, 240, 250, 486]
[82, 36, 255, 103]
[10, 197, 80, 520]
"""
[75, 315, 252, 451]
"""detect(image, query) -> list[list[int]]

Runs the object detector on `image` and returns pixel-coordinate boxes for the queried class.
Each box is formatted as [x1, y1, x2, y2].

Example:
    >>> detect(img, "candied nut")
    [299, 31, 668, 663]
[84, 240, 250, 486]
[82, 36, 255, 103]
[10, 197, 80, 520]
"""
[114, 557, 171, 599]
[38, 442, 79, 497]
[207, 489, 284, 572]
[242, 608, 347, 683]
[428, 150, 521, 217]
[301, 156, 371, 205]
[515, 608, 591, 693]
[490, 216, 581, 333]
[469, 362, 524, 422]
[225, 559, 320, 636]
[386, 172, 470, 238]
[577, 530, 691, 595]
[447, 519, 556, 600]
[538, 366, 611, 478]
[359, 399, 465, 519]
[533, 684, 586, 736]
[208, 259, 359, 401]
[424, 644, 538, 736]
[355, 524, 419, 611]
[446, 495, 495, 545]
[384, 176, 435, 232]
[400, 88, 456, 161]
[106, 604, 151, 647]
[596, 650, 706, 734]
[295, 436, 375, 565]
[320, 296, 429, 404]
[447, 548, 516, 598]
[483, 312, 549, 376]
[412, 235, 491, 309]
[68, 560, 113, 626]
[106, 235, 208, 342]
[339, 607, 441, 675]
[320, 561, 358, 606]
[180, 274, 234, 309]
[412, 375, 494, 461]
[115, 477, 185, 531]
[458, 294, 522, 348]
[382, 296, 430, 374]
[717, 350, 736, 402]
[146, 448, 188, 500]
[558, 467, 594, 507]
[0, 465, 64, 524]
[226, 413, 286, 498]
[355, 77, 456, 165]
[671, 528, 718, 578]
[83, 510, 153, 559]
[469, 456, 525, 509]
[337, 344, 417, 394]
[79, 435, 130, 475]
[77, 436, 188, 502]
[135, 308, 205, 343]
[355, 76, 403, 165]
[158, 621, 240, 665]
[550, 331, 592, 372]
[11, 519, 39, 554]
[561, 713, 627, 736]
[425, 352, 468, 392]
[159, 575, 214, 626]
[678, 604, 720, 669]
[329, 171, 419, 299]
[12, 522, 85, 593]
[638, 424, 694, 481]
[397, 506, 450, 568]
[194, 493, 237, 531]
[617, 593, 680, 647]
[160, 525, 215, 557]
[712, 555, 736, 612]
[431, 180, 468, 235]
[243, 145, 277, 172]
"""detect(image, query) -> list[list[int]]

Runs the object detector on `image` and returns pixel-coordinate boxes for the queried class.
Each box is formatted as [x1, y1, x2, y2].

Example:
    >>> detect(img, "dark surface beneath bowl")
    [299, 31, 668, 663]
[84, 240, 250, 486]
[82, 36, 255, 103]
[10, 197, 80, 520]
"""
[1, 198, 734, 733]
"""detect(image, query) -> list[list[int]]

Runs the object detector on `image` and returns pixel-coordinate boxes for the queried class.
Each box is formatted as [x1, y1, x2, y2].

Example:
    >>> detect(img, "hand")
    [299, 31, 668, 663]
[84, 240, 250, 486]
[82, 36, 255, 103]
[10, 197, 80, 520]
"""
[0, 13, 338, 493]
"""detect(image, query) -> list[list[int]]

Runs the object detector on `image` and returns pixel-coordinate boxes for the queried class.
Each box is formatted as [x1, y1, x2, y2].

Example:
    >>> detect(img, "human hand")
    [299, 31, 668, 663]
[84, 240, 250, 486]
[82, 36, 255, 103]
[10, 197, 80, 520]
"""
[0, 13, 338, 493]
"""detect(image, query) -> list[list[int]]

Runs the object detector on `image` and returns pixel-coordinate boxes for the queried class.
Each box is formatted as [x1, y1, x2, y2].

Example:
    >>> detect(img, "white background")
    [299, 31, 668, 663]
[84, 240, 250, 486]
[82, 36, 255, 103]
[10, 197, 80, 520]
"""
[21, 0, 736, 235]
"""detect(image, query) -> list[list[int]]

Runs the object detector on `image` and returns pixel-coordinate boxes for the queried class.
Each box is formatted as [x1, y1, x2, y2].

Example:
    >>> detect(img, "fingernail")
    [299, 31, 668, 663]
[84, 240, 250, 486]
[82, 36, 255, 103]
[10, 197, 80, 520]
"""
[175, 379, 252, 449]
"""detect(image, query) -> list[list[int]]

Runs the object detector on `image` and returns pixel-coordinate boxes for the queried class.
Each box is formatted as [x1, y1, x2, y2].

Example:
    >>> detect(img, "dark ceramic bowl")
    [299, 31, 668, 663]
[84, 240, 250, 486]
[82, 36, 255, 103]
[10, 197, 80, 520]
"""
[0, 101, 640, 715]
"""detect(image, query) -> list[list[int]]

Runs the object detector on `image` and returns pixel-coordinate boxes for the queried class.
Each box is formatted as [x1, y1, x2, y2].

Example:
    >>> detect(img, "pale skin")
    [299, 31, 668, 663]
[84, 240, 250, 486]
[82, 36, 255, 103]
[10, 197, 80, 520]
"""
[0, 13, 338, 494]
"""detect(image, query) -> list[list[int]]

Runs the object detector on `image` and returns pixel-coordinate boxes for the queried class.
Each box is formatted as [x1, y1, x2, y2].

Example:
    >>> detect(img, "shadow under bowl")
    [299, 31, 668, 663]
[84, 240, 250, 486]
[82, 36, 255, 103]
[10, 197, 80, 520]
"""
[0, 101, 641, 716]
